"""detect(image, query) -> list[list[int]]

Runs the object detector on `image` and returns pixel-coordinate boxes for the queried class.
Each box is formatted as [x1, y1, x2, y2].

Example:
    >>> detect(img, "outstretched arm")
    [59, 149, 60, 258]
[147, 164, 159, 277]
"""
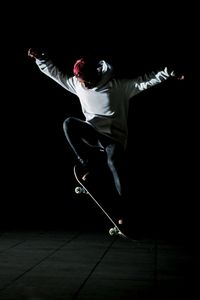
[28, 48, 77, 94]
[126, 66, 184, 98]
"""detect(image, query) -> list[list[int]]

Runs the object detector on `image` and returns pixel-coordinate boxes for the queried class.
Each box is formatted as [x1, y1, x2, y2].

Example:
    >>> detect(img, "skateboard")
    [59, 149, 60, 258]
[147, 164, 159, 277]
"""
[73, 164, 129, 239]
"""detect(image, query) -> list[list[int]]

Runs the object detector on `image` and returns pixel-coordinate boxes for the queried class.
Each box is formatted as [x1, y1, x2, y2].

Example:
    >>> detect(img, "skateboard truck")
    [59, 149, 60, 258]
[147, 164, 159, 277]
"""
[109, 227, 128, 238]
[75, 186, 88, 194]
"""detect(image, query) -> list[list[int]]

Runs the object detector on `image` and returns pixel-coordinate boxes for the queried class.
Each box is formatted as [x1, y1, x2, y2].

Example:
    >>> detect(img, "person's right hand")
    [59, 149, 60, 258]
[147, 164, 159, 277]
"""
[28, 48, 44, 59]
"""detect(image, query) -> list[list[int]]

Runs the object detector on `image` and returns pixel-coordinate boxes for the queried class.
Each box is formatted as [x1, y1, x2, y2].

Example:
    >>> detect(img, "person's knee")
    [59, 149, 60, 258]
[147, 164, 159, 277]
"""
[63, 117, 77, 133]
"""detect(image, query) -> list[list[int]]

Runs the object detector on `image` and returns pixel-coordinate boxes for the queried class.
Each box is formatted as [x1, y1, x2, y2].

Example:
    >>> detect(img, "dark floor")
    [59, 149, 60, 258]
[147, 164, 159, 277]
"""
[0, 228, 199, 300]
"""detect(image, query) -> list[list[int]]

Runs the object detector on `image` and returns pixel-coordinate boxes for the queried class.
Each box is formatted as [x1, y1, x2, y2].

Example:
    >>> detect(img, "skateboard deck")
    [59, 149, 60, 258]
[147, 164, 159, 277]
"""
[73, 164, 129, 239]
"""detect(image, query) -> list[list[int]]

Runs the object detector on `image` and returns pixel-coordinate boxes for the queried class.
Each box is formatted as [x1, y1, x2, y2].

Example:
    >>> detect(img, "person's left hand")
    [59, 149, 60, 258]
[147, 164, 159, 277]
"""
[173, 72, 185, 80]
[169, 65, 185, 81]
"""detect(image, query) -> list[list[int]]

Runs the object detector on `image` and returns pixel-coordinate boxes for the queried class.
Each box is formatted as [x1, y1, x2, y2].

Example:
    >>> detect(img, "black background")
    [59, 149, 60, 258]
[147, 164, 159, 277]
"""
[1, 3, 197, 238]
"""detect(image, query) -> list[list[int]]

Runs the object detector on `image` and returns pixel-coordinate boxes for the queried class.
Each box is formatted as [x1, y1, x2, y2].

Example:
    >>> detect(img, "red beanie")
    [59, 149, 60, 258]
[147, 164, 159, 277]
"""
[73, 58, 99, 82]
[73, 58, 86, 77]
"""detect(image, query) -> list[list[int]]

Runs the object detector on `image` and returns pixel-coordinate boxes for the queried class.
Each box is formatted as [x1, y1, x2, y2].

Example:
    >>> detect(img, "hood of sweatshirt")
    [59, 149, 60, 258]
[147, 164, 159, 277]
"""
[95, 60, 114, 88]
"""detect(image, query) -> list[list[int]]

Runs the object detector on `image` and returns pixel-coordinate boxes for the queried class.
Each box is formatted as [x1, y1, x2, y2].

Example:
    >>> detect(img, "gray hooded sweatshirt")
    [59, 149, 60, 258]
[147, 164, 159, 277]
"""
[35, 58, 174, 148]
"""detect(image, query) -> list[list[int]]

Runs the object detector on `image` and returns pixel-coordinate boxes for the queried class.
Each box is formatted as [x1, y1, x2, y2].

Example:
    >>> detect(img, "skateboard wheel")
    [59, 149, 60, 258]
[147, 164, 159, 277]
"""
[109, 227, 119, 236]
[75, 186, 87, 194]
[75, 187, 83, 194]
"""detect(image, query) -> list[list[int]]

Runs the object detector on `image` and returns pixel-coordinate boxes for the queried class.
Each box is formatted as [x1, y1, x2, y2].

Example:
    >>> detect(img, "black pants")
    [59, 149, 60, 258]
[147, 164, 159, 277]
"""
[63, 117, 126, 197]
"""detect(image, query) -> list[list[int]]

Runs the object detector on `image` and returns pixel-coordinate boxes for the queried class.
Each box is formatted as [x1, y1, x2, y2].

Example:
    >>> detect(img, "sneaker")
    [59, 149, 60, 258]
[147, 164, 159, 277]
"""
[82, 171, 90, 181]
[117, 219, 139, 241]
[77, 159, 96, 185]
[78, 164, 90, 182]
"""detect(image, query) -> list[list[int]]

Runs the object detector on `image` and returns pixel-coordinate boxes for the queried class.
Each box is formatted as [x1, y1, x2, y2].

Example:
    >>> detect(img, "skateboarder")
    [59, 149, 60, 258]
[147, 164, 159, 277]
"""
[28, 48, 184, 236]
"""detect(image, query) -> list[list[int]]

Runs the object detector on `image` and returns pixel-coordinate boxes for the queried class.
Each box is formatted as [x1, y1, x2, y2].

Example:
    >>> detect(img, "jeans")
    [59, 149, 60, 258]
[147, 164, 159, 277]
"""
[63, 117, 125, 197]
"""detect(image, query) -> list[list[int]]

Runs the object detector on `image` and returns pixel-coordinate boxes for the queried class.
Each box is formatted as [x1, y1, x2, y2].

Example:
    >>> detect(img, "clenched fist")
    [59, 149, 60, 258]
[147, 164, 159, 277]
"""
[28, 48, 46, 59]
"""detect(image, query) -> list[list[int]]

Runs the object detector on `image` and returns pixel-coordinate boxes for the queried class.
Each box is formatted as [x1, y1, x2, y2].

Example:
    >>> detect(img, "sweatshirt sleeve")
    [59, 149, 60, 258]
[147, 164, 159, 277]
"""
[126, 67, 174, 98]
[35, 58, 77, 95]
